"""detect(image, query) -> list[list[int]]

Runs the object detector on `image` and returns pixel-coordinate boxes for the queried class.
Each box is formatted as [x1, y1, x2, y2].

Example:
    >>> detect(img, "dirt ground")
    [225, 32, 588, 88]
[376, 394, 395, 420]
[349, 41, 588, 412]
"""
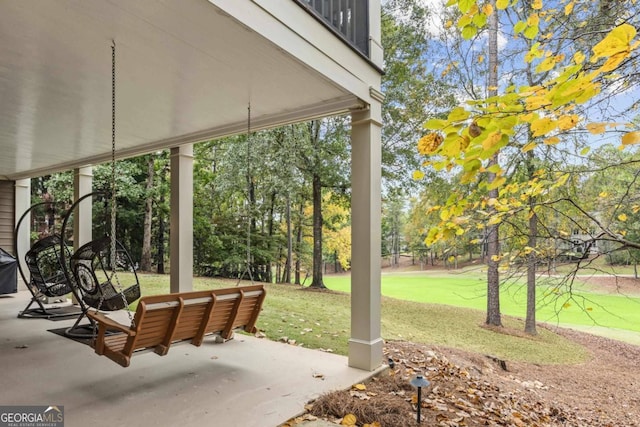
[284, 328, 640, 426]
[284, 273, 640, 427]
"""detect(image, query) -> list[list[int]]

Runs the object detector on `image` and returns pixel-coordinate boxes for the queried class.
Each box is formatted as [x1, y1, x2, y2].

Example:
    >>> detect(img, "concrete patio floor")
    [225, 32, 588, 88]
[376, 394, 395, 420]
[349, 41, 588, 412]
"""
[0, 291, 383, 427]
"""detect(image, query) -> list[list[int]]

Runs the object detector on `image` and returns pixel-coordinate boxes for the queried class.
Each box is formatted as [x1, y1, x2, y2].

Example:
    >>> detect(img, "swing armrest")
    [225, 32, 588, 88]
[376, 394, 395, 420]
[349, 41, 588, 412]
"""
[87, 311, 136, 336]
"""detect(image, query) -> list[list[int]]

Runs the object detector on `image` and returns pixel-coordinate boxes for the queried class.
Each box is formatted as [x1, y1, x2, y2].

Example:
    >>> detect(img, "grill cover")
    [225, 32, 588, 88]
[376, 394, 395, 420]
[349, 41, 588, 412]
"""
[0, 247, 17, 295]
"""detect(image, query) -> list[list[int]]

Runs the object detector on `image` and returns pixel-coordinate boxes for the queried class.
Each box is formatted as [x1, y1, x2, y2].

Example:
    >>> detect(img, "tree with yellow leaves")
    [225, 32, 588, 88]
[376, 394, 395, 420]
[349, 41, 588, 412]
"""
[416, 0, 640, 332]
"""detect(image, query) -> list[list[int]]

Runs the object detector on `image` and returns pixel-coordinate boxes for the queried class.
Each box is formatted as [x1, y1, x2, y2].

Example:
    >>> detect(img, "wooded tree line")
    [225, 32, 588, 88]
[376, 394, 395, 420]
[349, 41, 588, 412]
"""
[27, 0, 640, 335]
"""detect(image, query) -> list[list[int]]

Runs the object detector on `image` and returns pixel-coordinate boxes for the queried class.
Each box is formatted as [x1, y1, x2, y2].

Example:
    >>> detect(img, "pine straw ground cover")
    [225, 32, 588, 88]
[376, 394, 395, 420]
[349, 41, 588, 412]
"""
[283, 327, 640, 427]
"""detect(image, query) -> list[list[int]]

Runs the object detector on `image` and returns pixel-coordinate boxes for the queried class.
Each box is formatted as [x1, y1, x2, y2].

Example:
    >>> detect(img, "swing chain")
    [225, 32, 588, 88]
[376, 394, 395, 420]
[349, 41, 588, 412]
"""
[110, 41, 134, 325]
[236, 103, 254, 285]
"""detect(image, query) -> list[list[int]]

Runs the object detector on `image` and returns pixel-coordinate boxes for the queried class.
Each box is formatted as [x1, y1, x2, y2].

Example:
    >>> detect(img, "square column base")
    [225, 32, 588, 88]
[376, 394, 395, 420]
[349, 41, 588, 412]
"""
[348, 337, 384, 371]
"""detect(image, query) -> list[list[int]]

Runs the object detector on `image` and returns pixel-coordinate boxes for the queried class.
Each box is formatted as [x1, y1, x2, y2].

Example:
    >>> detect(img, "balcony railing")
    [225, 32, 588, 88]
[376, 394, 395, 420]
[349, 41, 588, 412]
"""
[295, 0, 369, 57]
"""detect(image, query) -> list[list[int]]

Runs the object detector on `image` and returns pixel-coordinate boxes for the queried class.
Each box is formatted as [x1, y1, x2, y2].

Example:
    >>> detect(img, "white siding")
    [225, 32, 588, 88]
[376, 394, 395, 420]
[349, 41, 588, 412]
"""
[0, 181, 14, 254]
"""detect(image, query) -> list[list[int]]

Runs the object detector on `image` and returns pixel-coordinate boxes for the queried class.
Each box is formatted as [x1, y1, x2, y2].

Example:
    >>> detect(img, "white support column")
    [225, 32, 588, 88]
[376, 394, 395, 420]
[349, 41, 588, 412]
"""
[349, 98, 383, 371]
[170, 144, 194, 293]
[14, 179, 31, 291]
[73, 167, 93, 250]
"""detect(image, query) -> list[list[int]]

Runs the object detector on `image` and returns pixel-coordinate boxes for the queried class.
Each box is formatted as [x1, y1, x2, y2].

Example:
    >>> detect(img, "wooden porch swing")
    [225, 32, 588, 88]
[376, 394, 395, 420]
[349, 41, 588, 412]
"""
[88, 285, 266, 367]
[83, 42, 266, 367]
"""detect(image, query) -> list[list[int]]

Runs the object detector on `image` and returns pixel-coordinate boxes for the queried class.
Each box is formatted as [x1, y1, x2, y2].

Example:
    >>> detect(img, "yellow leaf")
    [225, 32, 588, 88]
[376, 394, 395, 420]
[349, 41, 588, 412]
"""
[445, 20, 453, 29]
[448, 106, 471, 122]
[591, 24, 637, 72]
[353, 383, 367, 391]
[482, 131, 503, 150]
[543, 136, 560, 145]
[586, 123, 607, 134]
[556, 173, 570, 186]
[532, 0, 542, 9]
[573, 51, 585, 64]
[482, 3, 494, 16]
[478, 54, 485, 63]
[564, 1, 574, 15]
[491, 255, 501, 261]
[599, 191, 608, 198]
[522, 141, 537, 152]
[557, 114, 579, 131]
[462, 24, 477, 40]
[412, 170, 425, 180]
[523, 25, 539, 40]
[341, 414, 357, 426]
[619, 213, 628, 222]
[496, 0, 508, 10]
[526, 95, 551, 110]
[418, 133, 443, 154]
[622, 131, 640, 145]
[488, 216, 502, 225]
[530, 117, 556, 137]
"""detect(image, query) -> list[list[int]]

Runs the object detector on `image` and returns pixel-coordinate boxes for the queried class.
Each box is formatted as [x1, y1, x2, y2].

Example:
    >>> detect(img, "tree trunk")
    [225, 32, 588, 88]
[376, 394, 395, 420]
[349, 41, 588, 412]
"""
[266, 191, 276, 283]
[156, 163, 167, 275]
[486, 0, 502, 327]
[140, 155, 154, 272]
[524, 30, 538, 334]
[525, 196, 538, 335]
[310, 173, 326, 288]
[284, 193, 292, 283]
[157, 196, 165, 274]
[524, 137, 538, 334]
[294, 201, 304, 285]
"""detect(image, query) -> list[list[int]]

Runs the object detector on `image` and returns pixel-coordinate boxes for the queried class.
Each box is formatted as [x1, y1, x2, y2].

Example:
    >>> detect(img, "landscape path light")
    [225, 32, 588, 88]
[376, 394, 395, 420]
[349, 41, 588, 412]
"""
[410, 374, 431, 424]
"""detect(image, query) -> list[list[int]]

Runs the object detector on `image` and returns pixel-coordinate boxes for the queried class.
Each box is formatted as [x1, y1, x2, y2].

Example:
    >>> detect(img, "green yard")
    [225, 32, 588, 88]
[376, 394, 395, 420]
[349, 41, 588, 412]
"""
[128, 268, 640, 364]
[324, 271, 640, 337]
[131, 273, 588, 365]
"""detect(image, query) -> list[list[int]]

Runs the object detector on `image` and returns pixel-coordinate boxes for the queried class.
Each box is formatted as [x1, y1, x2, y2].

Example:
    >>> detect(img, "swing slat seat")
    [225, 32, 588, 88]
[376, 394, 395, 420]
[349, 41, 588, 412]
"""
[87, 284, 266, 367]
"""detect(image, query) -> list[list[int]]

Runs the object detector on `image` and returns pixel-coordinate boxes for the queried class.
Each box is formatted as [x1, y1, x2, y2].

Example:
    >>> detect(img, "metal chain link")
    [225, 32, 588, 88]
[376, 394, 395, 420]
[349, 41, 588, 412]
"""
[110, 41, 134, 325]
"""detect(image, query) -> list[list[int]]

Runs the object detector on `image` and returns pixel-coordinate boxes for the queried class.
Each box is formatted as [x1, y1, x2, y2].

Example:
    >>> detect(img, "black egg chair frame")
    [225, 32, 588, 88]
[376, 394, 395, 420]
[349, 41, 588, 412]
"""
[14, 201, 82, 319]
[59, 191, 141, 339]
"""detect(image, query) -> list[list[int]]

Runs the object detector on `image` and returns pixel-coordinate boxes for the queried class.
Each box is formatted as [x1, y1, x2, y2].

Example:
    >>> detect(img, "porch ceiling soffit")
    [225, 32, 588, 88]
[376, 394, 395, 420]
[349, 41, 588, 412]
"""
[0, 0, 363, 180]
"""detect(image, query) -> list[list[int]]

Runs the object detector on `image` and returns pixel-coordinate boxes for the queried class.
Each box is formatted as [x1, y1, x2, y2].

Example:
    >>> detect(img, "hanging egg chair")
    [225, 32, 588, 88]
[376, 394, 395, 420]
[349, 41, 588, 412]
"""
[71, 235, 140, 311]
[60, 192, 141, 338]
[15, 200, 81, 319]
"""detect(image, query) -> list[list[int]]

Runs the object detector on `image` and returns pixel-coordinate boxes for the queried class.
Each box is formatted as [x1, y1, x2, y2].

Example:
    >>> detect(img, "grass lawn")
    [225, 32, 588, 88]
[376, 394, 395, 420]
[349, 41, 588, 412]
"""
[130, 273, 587, 365]
[324, 272, 640, 335]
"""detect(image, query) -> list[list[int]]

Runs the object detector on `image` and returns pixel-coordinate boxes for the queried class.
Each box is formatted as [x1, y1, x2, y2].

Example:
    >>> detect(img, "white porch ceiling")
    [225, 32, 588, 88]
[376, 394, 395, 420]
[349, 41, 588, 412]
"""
[0, 0, 364, 180]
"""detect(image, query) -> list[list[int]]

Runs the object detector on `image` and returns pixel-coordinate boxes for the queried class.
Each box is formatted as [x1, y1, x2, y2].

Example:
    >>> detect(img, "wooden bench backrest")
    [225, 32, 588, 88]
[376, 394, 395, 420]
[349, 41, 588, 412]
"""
[124, 293, 184, 355]
[202, 285, 266, 340]
[122, 285, 265, 355]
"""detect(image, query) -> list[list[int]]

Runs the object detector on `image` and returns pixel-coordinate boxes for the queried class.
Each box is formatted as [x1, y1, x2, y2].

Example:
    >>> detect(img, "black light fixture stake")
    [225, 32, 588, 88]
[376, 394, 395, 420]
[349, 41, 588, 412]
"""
[410, 374, 431, 424]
